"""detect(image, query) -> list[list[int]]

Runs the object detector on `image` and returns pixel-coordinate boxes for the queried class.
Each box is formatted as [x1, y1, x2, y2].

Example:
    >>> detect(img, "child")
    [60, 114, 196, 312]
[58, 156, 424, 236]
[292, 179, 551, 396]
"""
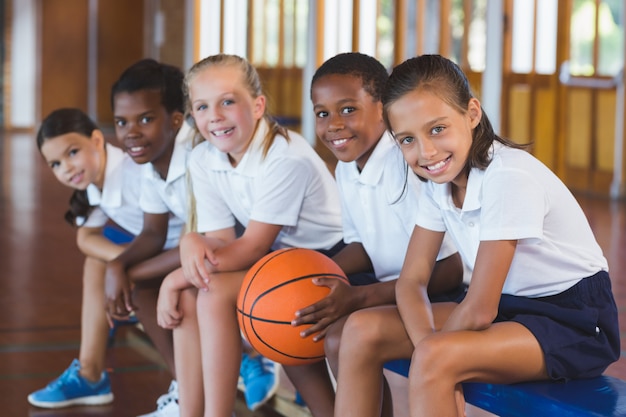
[113, 58, 279, 417]
[107, 58, 193, 417]
[288, 52, 464, 415]
[28, 108, 182, 410]
[333, 54, 620, 417]
[156, 53, 344, 417]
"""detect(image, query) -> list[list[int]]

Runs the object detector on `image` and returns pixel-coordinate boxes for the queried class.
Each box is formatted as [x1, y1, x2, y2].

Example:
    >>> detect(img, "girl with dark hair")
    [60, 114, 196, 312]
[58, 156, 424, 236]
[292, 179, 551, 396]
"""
[332, 54, 619, 417]
[28, 107, 182, 409]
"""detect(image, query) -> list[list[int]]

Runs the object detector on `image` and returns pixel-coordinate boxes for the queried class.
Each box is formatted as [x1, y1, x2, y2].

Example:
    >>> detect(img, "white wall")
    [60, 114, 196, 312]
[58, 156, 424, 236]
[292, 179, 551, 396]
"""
[10, 0, 37, 129]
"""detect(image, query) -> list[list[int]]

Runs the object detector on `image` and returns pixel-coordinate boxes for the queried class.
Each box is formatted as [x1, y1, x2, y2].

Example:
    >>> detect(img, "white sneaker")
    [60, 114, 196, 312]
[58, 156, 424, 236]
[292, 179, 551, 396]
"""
[136, 380, 179, 417]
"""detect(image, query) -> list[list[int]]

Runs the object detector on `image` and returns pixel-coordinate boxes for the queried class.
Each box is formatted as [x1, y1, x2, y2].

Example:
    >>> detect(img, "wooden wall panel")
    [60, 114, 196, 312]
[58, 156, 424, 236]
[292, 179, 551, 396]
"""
[507, 86, 531, 144]
[40, 0, 89, 118]
[159, 0, 186, 69]
[596, 91, 616, 172]
[96, 0, 144, 124]
[533, 88, 556, 170]
[566, 90, 592, 169]
[257, 67, 303, 133]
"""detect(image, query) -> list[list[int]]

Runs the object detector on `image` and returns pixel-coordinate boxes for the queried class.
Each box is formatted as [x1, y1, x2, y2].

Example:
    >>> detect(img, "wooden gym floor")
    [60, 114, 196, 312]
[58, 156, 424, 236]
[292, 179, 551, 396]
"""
[2, 130, 626, 417]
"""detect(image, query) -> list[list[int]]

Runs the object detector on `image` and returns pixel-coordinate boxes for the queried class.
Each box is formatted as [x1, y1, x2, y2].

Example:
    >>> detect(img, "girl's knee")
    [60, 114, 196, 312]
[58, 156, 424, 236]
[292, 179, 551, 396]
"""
[411, 335, 450, 382]
[196, 272, 241, 308]
[179, 288, 198, 315]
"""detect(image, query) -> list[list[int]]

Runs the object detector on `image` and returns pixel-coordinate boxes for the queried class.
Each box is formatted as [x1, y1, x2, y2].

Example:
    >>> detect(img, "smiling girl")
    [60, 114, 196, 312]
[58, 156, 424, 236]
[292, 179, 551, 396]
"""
[156, 54, 344, 417]
[29, 108, 148, 409]
[331, 54, 620, 417]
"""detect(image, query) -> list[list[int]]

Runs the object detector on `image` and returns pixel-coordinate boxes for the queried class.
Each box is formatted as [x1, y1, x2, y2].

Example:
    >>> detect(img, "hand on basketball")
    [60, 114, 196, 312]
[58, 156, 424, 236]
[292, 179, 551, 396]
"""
[238, 248, 348, 365]
[180, 232, 219, 291]
[156, 281, 183, 329]
[104, 259, 136, 322]
[292, 277, 358, 341]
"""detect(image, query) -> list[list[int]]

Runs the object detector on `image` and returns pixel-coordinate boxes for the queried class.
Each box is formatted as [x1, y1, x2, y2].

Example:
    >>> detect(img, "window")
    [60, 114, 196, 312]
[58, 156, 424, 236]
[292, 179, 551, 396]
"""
[570, 0, 624, 76]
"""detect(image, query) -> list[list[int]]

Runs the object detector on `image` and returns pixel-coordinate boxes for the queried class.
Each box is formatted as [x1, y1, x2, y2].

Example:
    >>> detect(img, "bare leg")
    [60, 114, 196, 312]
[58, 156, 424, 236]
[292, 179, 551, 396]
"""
[410, 322, 547, 417]
[283, 361, 335, 417]
[325, 315, 394, 417]
[323, 316, 348, 376]
[196, 271, 246, 417]
[334, 306, 415, 417]
[78, 256, 109, 382]
[174, 281, 204, 417]
[133, 278, 176, 376]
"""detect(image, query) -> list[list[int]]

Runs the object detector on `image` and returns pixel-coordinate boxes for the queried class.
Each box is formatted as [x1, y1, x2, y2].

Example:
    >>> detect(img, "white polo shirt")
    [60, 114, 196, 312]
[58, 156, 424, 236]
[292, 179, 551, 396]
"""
[189, 119, 343, 251]
[139, 121, 194, 247]
[336, 132, 457, 282]
[416, 143, 608, 297]
[83, 143, 144, 236]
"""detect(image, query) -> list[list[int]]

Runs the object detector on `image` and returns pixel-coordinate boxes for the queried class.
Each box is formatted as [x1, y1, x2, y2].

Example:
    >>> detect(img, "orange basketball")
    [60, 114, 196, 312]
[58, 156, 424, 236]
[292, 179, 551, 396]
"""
[237, 248, 349, 366]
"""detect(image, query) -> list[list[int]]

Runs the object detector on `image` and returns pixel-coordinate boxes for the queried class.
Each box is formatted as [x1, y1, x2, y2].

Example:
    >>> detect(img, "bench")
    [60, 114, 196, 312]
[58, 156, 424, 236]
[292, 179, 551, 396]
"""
[384, 359, 626, 417]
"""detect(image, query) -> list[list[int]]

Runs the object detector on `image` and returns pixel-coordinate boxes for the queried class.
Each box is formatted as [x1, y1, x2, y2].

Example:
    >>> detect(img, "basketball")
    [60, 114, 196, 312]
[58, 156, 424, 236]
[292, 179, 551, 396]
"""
[237, 247, 349, 366]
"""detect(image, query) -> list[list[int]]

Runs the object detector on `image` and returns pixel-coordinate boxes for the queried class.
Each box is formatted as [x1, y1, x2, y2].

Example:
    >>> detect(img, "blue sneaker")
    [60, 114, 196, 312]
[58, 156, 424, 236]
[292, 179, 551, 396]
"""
[27, 359, 113, 408]
[239, 353, 279, 411]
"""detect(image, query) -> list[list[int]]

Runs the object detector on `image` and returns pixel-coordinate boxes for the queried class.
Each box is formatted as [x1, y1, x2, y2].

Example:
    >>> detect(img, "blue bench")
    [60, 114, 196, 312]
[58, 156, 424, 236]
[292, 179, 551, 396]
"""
[384, 359, 626, 417]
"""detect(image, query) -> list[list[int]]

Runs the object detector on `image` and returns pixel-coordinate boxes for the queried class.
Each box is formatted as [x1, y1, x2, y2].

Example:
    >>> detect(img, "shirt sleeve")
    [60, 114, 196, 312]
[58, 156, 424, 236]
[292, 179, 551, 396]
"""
[82, 206, 108, 228]
[189, 146, 235, 233]
[415, 182, 447, 232]
[480, 164, 545, 241]
[410, 178, 457, 261]
[139, 175, 170, 215]
[248, 155, 313, 227]
[436, 232, 458, 260]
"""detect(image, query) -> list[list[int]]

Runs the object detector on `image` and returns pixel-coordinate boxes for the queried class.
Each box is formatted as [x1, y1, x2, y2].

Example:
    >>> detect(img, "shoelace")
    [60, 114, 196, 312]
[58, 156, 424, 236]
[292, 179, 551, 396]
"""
[241, 357, 263, 382]
[155, 383, 177, 409]
[155, 395, 176, 410]
[241, 356, 272, 383]
[48, 363, 79, 389]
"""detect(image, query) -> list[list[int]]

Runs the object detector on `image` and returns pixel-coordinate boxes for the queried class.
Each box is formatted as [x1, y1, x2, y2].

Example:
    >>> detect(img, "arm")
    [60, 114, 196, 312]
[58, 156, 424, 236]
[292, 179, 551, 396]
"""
[156, 267, 195, 329]
[442, 239, 516, 332]
[332, 242, 374, 275]
[109, 212, 169, 269]
[180, 220, 281, 290]
[76, 226, 126, 261]
[395, 226, 444, 346]
[179, 228, 237, 289]
[209, 220, 282, 270]
[127, 246, 181, 282]
[105, 212, 170, 318]
[294, 242, 396, 340]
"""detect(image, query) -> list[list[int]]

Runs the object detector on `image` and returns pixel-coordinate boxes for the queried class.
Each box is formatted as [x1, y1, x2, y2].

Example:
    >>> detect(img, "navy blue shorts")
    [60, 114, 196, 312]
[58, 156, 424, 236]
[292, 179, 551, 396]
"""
[345, 271, 467, 304]
[102, 223, 134, 245]
[430, 283, 467, 303]
[316, 240, 347, 259]
[346, 271, 378, 286]
[486, 271, 620, 381]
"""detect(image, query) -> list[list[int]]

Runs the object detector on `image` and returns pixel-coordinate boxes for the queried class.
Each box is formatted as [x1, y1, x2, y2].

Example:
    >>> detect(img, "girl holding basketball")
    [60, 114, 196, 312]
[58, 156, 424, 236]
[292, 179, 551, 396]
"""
[331, 54, 620, 417]
[156, 54, 344, 417]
